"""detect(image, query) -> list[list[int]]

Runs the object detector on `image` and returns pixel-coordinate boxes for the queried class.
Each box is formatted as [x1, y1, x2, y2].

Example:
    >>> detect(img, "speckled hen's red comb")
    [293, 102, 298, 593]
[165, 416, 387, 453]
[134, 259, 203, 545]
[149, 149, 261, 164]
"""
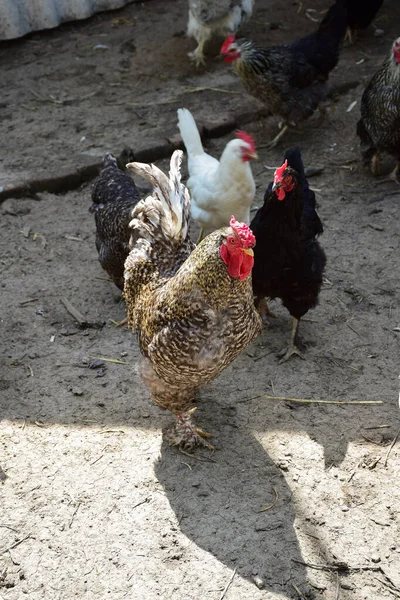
[236, 131, 256, 154]
[221, 35, 236, 54]
[230, 216, 256, 248]
[393, 38, 400, 63]
[274, 160, 288, 184]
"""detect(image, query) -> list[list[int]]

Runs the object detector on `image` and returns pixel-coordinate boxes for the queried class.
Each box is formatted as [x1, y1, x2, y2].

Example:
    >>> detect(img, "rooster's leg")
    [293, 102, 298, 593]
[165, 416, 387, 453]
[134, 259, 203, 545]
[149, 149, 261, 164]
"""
[197, 227, 206, 243]
[370, 151, 381, 176]
[277, 317, 305, 364]
[387, 162, 400, 184]
[266, 124, 289, 150]
[256, 297, 277, 321]
[166, 408, 214, 451]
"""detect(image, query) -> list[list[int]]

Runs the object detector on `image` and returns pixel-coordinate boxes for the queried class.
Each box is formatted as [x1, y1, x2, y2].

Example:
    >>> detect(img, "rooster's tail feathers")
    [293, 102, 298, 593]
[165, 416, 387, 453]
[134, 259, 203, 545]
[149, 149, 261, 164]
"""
[177, 108, 204, 157]
[126, 150, 190, 243]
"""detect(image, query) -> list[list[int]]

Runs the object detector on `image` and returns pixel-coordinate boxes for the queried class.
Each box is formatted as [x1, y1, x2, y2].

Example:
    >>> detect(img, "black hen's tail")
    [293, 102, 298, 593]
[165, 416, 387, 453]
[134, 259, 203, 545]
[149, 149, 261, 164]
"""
[284, 147, 323, 237]
[290, 0, 347, 76]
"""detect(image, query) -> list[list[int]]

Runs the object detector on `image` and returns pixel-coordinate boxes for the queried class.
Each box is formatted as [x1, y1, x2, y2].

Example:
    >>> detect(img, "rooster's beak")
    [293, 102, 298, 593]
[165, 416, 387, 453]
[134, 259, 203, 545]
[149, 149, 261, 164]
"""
[271, 182, 280, 192]
[242, 248, 254, 257]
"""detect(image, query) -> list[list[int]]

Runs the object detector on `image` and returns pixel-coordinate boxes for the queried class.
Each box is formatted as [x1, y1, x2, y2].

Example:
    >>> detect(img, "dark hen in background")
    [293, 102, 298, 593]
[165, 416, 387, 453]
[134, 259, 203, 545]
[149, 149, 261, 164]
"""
[89, 153, 140, 289]
[343, 0, 384, 42]
[250, 147, 326, 363]
[221, 0, 347, 147]
[357, 37, 400, 182]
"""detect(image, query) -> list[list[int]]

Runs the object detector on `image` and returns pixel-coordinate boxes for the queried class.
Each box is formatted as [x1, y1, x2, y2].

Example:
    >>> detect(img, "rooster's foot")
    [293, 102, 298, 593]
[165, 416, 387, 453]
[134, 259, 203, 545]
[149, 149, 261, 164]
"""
[166, 408, 214, 451]
[277, 344, 305, 364]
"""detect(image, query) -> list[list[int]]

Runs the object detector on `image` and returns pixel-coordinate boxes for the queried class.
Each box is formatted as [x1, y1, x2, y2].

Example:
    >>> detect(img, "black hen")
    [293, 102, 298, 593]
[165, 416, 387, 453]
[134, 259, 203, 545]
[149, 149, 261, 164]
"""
[250, 147, 326, 362]
[357, 37, 400, 182]
[343, 0, 383, 42]
[221, 0, 347, 147]
[89, 154, 140, 289]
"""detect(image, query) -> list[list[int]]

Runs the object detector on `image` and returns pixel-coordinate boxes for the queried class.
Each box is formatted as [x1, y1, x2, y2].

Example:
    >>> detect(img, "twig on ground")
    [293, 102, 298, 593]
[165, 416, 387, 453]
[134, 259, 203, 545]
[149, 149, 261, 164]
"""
[259, 487, 278, 512]
[250, 394, 383, 405]
[0, 535, 32, 556]
[60, 296, 89, 327]
[292, 583, 306, 599]
[132, 497, 151, 510]
[88, 356, 128, 365]
[69, 503, 81, 528]
[374, 577, 400, 598]
[335, 573, 341, 600]
[179, 448, 217, 463]
[384, 428, 400, 467]
[253, 350, 274, 362]
[292, 559, 382, 573]
[184, 87, 241, 95]
[219, 567, 237, 600]
[346, 322, 362, 337]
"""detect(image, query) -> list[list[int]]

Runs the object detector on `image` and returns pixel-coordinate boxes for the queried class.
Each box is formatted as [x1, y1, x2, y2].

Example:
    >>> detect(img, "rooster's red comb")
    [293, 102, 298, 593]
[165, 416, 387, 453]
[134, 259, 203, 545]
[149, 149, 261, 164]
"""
[230, 216, 256, 248]
[221, 35, 236, 54]
[236, 131, 256, 154]
[274, 160, 288, 184]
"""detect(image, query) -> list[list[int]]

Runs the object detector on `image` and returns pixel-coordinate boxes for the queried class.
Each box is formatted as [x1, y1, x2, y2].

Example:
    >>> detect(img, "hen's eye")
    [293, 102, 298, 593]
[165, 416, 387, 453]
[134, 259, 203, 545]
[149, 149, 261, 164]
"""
[230, 238, 235, 244]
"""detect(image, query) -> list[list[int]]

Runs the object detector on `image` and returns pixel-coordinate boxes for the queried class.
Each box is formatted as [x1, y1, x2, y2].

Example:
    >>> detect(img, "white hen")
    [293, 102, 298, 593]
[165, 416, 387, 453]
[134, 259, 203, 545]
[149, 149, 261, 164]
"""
[177, 107, 257, 241]
[187, 0, 254, 66]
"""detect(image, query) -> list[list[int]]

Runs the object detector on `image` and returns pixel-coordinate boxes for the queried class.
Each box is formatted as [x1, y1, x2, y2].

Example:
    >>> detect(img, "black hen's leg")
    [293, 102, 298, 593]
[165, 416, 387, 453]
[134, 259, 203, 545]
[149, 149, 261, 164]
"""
[277, 317, 305, 364]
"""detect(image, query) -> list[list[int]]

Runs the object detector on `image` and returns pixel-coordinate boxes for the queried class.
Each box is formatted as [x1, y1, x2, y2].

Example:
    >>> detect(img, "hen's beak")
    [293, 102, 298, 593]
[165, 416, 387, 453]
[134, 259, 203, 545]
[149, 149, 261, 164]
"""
[242, 248, 254, 257]
[271, 182, 280, 192]
[249, 152, 259, 160]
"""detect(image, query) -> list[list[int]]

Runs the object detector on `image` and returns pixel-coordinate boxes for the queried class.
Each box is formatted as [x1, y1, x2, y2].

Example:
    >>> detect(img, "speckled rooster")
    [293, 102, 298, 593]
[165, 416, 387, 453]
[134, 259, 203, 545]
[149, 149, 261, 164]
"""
[124, 150, 261, 450]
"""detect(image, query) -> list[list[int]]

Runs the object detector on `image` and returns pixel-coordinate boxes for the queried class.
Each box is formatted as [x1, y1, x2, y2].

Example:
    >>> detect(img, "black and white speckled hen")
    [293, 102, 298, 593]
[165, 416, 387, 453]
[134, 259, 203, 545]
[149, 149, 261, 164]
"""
[221, 0, 347, 147]
[187, 0, 254, 66]
[250, 147, 326, 363]
[357, 37, 400, 182]
[89, 153, 140, 289]
[124, 150, 261, 450]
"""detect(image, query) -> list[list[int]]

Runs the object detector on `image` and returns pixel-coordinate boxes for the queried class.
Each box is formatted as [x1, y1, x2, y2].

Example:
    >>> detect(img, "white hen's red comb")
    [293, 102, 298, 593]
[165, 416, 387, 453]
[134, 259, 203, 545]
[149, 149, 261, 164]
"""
[236, 131, 256, 154]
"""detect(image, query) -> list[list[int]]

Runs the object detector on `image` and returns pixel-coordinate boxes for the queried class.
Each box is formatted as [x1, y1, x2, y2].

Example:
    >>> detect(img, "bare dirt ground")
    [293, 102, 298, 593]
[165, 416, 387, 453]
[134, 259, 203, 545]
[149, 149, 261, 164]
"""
[1, 1, 400, 599]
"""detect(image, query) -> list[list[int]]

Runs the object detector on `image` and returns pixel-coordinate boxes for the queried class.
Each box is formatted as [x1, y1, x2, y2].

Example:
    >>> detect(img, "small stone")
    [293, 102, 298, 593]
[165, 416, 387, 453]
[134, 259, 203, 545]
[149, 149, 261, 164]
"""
[253, 576, 265, 589]
[341, 505, 349, 512]
[72, 387, 83, 396]
[371, 554, 381, 563]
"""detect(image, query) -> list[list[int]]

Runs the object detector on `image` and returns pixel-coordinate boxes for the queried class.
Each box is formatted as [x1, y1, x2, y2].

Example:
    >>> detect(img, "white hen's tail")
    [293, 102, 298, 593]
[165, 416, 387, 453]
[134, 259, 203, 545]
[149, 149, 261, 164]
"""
[126, 150, 190, 245]
[177, 108, 204, 157]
